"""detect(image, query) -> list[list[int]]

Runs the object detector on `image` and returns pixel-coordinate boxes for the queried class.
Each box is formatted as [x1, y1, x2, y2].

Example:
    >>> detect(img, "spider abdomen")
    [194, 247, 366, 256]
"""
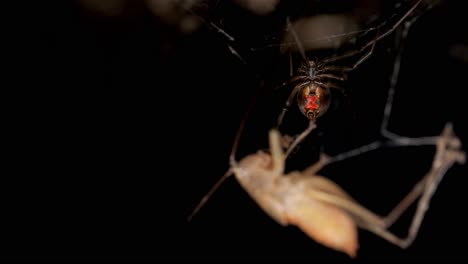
[297, 84, 331, 120]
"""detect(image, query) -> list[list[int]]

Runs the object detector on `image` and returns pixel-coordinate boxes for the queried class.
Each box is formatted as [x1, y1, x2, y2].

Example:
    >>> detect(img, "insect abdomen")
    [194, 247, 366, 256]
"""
[285, 185, 359, 257]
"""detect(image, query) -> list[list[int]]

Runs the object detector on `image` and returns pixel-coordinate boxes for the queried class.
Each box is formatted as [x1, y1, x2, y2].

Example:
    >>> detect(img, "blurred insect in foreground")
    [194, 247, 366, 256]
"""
[191, 125, 464, 257]
[188, 0, 464, 258]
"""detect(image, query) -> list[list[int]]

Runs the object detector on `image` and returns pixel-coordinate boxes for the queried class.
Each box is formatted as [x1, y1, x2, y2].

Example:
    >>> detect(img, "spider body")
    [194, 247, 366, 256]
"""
[294, 61, 333, 120]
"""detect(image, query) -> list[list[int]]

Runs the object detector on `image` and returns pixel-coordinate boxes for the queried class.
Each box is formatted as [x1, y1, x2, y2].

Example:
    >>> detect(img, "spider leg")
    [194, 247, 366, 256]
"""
[289, 52, 294, 77]
[313, 80, 343, 91]
[320, 30, 378, 68]
[315, 73, 346, 81]
[320, 0, 423, 66]
[276, 75, 307, 90]
[277, 81, 310, 128]
[317, 28, 380, 73]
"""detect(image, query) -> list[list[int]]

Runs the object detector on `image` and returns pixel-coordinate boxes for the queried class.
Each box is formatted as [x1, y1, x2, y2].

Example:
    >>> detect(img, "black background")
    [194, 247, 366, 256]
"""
[4, 0, 468, 261]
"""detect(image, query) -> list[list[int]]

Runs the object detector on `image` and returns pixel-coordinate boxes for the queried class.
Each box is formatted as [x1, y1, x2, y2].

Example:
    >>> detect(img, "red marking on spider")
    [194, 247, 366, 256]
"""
[306, 95, 319, 110]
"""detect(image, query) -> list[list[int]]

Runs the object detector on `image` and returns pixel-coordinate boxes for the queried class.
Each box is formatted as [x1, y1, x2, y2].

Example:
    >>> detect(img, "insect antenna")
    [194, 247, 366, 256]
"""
[188, 80, 266, 222]
[187, 168, 234, 222]
[229, 82, 264, 165]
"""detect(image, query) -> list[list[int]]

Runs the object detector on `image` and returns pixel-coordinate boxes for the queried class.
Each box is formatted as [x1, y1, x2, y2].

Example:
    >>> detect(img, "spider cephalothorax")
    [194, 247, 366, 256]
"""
[298, 60, 318, 79]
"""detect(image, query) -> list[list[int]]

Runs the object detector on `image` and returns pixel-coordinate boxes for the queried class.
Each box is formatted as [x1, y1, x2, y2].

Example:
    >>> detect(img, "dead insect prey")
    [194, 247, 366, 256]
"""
[230, 125, 464, 257]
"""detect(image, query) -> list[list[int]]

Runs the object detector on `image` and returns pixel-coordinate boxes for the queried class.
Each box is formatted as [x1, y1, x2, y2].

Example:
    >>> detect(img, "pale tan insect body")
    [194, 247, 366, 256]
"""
[231, 126, 464, 257]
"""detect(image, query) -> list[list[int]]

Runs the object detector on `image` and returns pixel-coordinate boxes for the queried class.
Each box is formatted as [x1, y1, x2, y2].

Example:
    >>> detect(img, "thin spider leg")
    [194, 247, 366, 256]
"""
[315, 68, 337, 74]
[315, 68, 352, 75]
[320, 0, 423, 65]
[317, 65, 353, 73]
[323, 42, 375, 72]
[313, 80, 343, 91]
[289, 52, 294, 77]
[315, 73, 346, 81]
[316, 27, 380, 73]
[277, 81, 310, 127]
[320, 30, 377, 69]
[276, 75, 308, 90]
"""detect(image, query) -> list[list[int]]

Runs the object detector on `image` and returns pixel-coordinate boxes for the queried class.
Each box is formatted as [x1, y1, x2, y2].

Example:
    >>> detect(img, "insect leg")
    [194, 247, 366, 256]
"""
[284, 121, 317, 158]
[319, 125, 465, 248]
[380, 13, 422, 139]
